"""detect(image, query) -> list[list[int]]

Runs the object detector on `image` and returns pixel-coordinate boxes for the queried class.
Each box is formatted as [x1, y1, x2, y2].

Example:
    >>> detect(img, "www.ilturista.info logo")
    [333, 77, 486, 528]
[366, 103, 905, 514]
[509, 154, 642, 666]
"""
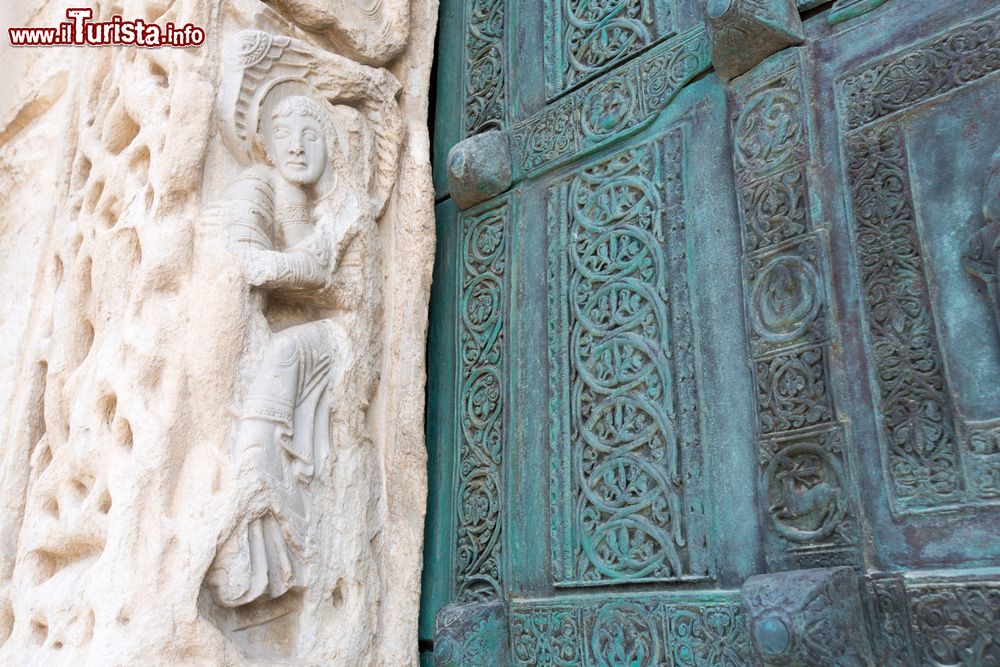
[8, 8, 205, 47]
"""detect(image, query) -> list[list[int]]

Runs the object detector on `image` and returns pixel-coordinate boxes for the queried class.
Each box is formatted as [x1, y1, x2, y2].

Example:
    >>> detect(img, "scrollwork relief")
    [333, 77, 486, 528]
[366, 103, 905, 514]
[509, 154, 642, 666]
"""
[510, 607, 581, 666]
[755, 347, 833, 435]
[455, 199, 509, 602]
[667, 603, 752, 667]
[547, 130, 711, 587]
[513, 26, 711, 176]
[866, 573, 1000, 667]
[732, 55, 860, 566]
[588, 601, 660, 667]
[837, 11, 1000, 513]
[738, 166, 809, 254]
[543, 0, 674, 100]
[510, 594, 751, 667]
[464, 0, 507, 135]
[843, 124, 961, 510]
[839, 13, 1000, 131]
[434, 601, 509, 666]
[865, 576, 915, 667]
[966, 421, 1000, 500]
[910, 582, 1000, 666]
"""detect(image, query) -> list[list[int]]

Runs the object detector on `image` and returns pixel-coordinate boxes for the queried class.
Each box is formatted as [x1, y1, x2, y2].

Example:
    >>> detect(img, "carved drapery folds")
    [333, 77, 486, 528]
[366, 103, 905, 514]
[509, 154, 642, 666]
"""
[202, 28, 404, 661]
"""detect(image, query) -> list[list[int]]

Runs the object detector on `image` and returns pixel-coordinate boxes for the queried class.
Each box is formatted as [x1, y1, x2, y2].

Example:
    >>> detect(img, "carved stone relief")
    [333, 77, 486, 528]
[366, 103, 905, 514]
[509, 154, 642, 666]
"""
[0, 1, 436, 665]
[264, 0, 412, 65]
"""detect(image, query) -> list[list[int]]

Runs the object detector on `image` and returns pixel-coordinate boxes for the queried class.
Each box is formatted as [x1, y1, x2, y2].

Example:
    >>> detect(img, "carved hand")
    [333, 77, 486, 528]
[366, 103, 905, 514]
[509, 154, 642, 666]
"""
[241, 246, 328, 291]
[240, 248, 279, 288]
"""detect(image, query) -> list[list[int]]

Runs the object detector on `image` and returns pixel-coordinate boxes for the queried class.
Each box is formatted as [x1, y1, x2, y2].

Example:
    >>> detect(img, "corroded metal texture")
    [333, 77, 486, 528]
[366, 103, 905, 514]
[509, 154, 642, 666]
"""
[706, 0, 805, 82]
[742, 567, 874, 665]
[423, 0, 1000, 664]
[447, 131, 512, 210]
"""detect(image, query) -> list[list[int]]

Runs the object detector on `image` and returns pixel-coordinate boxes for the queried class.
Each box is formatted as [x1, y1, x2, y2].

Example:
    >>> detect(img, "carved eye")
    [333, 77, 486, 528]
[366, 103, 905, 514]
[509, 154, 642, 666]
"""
[303, 129, 319, 142]
[273, 125, 290, 139]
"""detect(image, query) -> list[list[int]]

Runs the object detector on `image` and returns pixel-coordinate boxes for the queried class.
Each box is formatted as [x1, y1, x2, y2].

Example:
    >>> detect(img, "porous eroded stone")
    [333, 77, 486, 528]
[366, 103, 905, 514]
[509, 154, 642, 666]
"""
[0, 0, 437, 664]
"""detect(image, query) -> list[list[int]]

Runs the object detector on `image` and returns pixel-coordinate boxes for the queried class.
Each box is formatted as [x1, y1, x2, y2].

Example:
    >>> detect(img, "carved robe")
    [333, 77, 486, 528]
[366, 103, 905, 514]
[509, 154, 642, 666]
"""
[208, 167, 344, 608]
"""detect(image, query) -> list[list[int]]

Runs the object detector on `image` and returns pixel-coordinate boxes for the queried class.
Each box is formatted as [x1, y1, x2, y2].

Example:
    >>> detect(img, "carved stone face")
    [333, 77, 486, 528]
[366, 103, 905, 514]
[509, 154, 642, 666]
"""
[269, 111, 327, 188]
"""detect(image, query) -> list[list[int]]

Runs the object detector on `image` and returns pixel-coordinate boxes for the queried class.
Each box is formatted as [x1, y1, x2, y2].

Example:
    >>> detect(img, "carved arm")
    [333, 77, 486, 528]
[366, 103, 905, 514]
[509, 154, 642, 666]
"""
[242, 212, 359, 292]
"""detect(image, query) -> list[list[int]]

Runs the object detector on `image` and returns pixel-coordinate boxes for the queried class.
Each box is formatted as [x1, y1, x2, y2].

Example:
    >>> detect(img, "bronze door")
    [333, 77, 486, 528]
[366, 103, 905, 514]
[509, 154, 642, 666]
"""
[422, 1, 1000, 664]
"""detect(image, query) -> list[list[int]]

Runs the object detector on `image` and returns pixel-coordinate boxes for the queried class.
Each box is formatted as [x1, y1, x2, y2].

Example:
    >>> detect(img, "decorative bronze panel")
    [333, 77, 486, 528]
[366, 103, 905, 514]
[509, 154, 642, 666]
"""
[836, 9, 1000, 513]
[513, 26, 711, 176]
[455, 198, 509, 600]
[464, 0, 507, 135]
[511, 593, 752, 666]
[742, 567, 875, 665]
[731, 52, 862, 568]
[867, 572, 1000, 667]
[543, 0, 675, 100]
[547, 129, 712, 586]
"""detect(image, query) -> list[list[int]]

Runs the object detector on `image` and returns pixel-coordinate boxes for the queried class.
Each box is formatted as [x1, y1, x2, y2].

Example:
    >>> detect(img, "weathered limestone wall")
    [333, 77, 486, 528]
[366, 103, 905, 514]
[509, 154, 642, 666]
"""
[0, 1, 436, 664]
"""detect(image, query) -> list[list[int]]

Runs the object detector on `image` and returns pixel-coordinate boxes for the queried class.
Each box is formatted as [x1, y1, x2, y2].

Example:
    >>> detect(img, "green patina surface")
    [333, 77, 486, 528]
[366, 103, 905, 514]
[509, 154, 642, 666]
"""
[422, 0, 1000, 664]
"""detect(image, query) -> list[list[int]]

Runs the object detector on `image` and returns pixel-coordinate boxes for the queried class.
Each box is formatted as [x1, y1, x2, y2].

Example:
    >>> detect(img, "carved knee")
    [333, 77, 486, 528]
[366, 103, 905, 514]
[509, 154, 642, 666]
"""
[266, 333, 300, 368]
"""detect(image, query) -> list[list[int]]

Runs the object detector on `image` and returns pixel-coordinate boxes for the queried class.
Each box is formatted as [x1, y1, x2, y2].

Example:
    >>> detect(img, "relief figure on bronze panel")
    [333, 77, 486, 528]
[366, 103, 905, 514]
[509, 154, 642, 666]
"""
[964, 146, 1000, 338]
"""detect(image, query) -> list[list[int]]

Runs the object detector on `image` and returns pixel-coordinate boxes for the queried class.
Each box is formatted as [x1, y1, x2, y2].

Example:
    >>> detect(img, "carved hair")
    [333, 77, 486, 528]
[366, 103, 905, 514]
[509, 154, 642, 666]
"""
[271, 95, 339, 150]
